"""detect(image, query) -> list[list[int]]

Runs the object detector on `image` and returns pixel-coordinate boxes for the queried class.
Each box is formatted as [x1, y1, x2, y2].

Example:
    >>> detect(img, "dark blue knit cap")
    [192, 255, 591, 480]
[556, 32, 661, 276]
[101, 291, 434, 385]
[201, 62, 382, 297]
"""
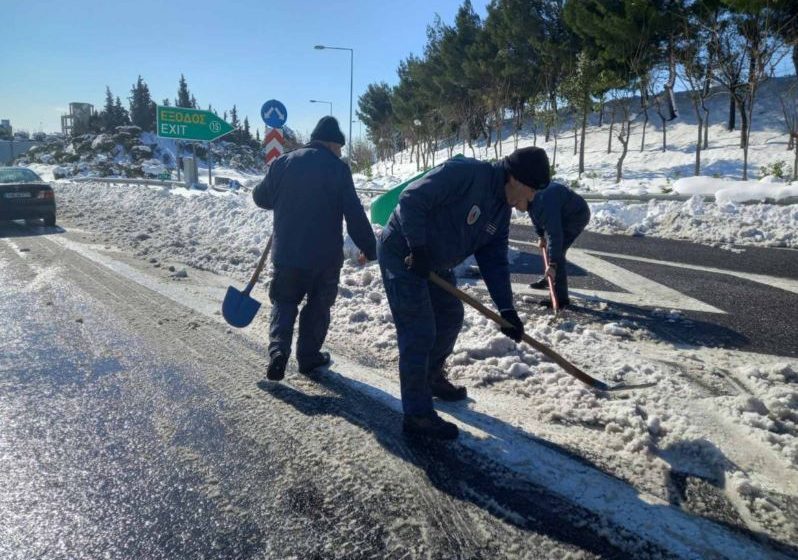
[310, 116, 346, 146]
[503, 147, 550, 189]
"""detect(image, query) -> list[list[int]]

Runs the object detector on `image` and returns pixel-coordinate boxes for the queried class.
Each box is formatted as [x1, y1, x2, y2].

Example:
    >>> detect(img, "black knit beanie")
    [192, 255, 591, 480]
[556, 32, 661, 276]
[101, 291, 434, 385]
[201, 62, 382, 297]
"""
[310, 116, 346, 146]
[503, 147, 550, 189]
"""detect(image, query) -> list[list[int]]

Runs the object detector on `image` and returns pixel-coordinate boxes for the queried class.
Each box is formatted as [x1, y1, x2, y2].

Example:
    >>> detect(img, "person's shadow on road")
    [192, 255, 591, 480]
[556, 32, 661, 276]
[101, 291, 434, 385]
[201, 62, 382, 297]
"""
[257, 369, 795, 558]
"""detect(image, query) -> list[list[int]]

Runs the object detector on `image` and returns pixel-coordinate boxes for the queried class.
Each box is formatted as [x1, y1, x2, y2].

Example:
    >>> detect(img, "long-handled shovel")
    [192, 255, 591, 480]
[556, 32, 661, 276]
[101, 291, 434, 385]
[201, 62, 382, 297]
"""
[222, 234, 273, 328]
[429, 272, 653, 392]
[541, 249, 560, 314]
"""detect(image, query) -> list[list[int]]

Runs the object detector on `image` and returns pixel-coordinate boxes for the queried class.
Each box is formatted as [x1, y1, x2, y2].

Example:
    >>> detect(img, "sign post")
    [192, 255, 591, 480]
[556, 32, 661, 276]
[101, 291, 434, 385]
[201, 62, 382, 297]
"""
[260, 99, 288, 168]
[156, 106, 234, 186]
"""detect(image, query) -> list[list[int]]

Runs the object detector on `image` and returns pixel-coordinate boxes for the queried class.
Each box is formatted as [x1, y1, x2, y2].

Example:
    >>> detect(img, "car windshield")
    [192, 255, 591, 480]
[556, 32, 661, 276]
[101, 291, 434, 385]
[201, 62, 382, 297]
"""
[0, 168, 43, 184]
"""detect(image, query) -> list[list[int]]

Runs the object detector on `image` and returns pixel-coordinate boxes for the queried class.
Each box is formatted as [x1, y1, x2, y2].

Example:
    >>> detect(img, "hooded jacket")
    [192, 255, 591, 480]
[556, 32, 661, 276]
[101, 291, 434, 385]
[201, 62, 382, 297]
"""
[380, 157, 514, 311]
[253, 141, 376, 270]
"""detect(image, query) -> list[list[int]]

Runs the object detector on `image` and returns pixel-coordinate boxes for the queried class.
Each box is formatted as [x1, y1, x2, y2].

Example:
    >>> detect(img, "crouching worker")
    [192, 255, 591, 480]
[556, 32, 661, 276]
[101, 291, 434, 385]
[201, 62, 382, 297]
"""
[253, 116, 377, 382]
[378, 152, 540, 440]
[508, 148, 591, 309]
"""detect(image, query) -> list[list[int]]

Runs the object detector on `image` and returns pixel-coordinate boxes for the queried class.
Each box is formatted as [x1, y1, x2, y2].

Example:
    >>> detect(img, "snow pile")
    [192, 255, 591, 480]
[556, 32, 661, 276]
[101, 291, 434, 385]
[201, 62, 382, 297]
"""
[674, 176, 798, 203]
[54, 181, 273, 278]
[588, 197, 798, 248]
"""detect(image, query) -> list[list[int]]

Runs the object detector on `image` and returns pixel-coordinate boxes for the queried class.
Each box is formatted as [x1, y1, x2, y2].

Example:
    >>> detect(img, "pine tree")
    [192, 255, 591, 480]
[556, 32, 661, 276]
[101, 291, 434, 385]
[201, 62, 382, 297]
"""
[243, 116, 252, 141]
[190, 95, 198, 109]
[229, 105, 240, 129]
[162, 98, 171, 107]
[176, 74, 192, 108]
[357, 82, 394, 159]
[114, 96, 130, 128]
[129, 76, 156, 132]
[101, 86, 116, 132]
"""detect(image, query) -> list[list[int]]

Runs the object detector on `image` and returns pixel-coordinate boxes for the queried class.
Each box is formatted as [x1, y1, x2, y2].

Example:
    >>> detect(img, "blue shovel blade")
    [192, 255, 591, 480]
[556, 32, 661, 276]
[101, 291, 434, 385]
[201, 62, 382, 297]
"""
[222, 286, 261, 328]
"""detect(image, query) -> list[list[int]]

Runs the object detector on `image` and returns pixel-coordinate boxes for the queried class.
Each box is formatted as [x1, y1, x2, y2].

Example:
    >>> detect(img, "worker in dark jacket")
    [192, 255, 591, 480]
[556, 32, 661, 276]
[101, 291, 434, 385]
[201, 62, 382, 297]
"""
[514, 148, 591, 308]
[378, 150, 541, 440]
[253, 116, 377, 381]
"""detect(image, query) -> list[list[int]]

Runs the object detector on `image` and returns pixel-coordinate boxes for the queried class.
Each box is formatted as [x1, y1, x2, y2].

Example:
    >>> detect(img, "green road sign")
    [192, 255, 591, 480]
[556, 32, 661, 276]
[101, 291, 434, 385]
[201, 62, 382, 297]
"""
[156, 105, 234, 141]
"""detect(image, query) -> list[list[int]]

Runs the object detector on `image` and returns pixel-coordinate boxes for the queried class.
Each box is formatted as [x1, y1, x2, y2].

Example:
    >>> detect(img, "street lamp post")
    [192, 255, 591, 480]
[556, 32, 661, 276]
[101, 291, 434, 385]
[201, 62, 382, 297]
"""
[314, 44, 353, 162]
[309, 99, 333, 115]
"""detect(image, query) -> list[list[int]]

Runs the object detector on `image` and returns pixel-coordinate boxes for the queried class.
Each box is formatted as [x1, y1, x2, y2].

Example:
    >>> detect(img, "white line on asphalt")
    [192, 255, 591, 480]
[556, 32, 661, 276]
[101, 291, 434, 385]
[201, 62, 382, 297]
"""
[507, 239, 725, 313]
[582, 249, 798, 295]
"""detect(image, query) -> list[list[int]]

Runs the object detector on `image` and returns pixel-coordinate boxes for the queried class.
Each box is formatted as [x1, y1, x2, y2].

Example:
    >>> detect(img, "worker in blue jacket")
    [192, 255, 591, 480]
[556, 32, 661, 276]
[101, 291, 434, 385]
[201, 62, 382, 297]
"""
[518, 149, 591, 308]
[253, 116, 377, 382]
[378, 149, 543, 440]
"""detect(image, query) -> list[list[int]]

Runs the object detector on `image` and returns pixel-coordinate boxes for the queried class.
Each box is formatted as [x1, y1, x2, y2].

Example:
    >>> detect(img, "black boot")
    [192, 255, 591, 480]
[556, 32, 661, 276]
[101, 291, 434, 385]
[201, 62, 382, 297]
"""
[529, 277, 549, 289]
[298, 351, 331, 374]
[266, 352, 287, 381]
[403, 414, 459, 440]
[429, 372, 468, 401]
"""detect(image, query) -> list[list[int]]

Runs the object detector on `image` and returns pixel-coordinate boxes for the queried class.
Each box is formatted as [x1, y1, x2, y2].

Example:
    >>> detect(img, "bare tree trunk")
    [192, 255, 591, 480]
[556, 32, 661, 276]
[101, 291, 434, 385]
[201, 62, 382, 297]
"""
[552, 128, 558, 170]
[728, 96, 736, 131]
[640, 109, 648, 152]
[703, 107, 710, 149]
[607, 108, 615, 154]
[597, 97, 605, 127]
[468, 139, 475, 158]
[794, 140, 798, 180]
[660, 116, 667, 152]
[695, 118, 703, 176]
[739, 98, 748, 150]
[579, 107, 587, 175]
[573, 120, 578, 155]
[616, 119, 630, 183]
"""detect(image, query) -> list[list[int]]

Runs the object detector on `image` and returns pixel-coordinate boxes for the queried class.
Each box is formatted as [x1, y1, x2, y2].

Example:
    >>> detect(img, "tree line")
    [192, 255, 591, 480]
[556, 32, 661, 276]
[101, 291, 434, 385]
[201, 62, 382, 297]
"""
[357, 0, 798, 181]
[82, 74, 261, 149]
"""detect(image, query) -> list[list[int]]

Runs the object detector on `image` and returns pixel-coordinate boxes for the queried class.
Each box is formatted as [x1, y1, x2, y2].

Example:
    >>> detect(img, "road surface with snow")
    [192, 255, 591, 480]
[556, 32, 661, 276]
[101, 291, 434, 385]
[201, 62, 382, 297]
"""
[0, 222, 633, 559]
[2, 220, 796, 559]
[503, 225, 798, 358]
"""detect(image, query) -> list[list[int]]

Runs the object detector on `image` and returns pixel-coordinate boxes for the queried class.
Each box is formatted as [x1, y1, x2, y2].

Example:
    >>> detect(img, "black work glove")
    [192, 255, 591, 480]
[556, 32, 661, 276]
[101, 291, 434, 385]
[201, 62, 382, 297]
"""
[404, 246, 432, 279]
[500, 309, 524, 342]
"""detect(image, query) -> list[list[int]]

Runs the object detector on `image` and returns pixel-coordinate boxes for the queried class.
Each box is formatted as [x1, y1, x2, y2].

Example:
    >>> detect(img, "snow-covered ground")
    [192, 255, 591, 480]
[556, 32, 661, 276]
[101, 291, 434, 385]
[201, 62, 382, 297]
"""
[50, 178, 798, 551]
[366, 77, 798, 248]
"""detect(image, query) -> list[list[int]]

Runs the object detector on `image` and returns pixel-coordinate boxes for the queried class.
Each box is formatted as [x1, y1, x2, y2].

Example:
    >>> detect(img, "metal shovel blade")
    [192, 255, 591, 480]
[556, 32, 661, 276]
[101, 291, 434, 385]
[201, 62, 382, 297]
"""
[222, 286, 261, 328]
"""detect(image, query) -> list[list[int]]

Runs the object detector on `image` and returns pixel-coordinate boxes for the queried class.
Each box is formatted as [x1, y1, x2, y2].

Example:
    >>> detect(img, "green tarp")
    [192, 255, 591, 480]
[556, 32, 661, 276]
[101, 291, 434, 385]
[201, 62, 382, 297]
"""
[369, 155, 463, 226]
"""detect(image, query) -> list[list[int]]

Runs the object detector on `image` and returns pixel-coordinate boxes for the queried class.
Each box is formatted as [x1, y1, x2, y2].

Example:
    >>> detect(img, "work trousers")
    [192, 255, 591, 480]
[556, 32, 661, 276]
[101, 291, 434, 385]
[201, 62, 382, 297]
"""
[378, 240, 464, 417]
[550, 210, 591, 303]
[268, 264, 340, 368]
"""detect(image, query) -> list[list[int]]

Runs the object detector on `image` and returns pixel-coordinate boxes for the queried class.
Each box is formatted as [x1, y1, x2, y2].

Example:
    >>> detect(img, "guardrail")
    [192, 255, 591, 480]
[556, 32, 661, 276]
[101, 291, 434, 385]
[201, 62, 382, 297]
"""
[70, 176, 390, 196]
[71, 177, 185, 189]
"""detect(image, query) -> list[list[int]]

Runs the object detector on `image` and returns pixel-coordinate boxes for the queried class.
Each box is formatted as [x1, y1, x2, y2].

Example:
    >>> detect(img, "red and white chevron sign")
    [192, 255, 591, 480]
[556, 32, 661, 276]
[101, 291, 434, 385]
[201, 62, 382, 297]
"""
[263, 127, 284, 166]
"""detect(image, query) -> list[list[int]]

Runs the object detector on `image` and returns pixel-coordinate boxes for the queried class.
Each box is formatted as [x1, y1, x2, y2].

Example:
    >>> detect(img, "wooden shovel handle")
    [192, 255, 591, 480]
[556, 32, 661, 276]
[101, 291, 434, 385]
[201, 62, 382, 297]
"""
[428, 272, 607, 390]
[244, 234, 273, 294]
[542, 249, 559, 313]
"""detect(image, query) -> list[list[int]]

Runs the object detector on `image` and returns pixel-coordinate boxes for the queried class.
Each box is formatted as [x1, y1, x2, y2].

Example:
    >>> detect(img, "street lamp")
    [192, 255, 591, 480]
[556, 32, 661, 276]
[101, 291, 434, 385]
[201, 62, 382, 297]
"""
[314, 44, 354, 162]
[309, 99, 333, 115]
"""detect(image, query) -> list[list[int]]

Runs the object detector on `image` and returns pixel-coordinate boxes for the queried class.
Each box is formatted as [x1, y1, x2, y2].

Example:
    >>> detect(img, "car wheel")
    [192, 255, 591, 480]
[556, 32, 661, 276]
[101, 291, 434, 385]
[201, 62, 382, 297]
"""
[44, 214, 56, 227]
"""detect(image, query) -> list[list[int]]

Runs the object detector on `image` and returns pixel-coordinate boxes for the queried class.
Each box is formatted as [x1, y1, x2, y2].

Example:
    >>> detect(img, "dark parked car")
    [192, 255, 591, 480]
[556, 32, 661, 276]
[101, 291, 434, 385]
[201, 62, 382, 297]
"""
[0, 167, 56, 226]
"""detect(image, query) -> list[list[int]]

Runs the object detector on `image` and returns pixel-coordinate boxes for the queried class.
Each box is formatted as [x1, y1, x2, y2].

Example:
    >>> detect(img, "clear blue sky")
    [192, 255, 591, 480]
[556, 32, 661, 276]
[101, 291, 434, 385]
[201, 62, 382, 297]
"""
[2, 0, 488, 141]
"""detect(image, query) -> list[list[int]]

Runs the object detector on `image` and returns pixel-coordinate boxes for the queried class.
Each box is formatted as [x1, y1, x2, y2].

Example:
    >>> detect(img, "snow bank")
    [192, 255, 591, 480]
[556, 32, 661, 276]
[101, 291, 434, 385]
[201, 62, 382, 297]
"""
[675, 176, 798, 203]
[588, 198, 798, 248]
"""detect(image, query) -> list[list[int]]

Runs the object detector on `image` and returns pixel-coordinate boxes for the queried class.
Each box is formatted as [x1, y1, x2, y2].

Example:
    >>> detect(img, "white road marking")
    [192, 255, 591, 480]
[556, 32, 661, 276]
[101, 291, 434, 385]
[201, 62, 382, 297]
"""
[507, 239, 725, 314]
[583, 249, 798, 296]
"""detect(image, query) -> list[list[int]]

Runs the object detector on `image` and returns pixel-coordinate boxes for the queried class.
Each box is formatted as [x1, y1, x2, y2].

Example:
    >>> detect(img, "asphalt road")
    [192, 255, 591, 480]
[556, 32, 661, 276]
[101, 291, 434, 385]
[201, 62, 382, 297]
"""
[0, 225, 631, 560]
[2, 221, 796, 559]
[505, 225, 798, 358]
